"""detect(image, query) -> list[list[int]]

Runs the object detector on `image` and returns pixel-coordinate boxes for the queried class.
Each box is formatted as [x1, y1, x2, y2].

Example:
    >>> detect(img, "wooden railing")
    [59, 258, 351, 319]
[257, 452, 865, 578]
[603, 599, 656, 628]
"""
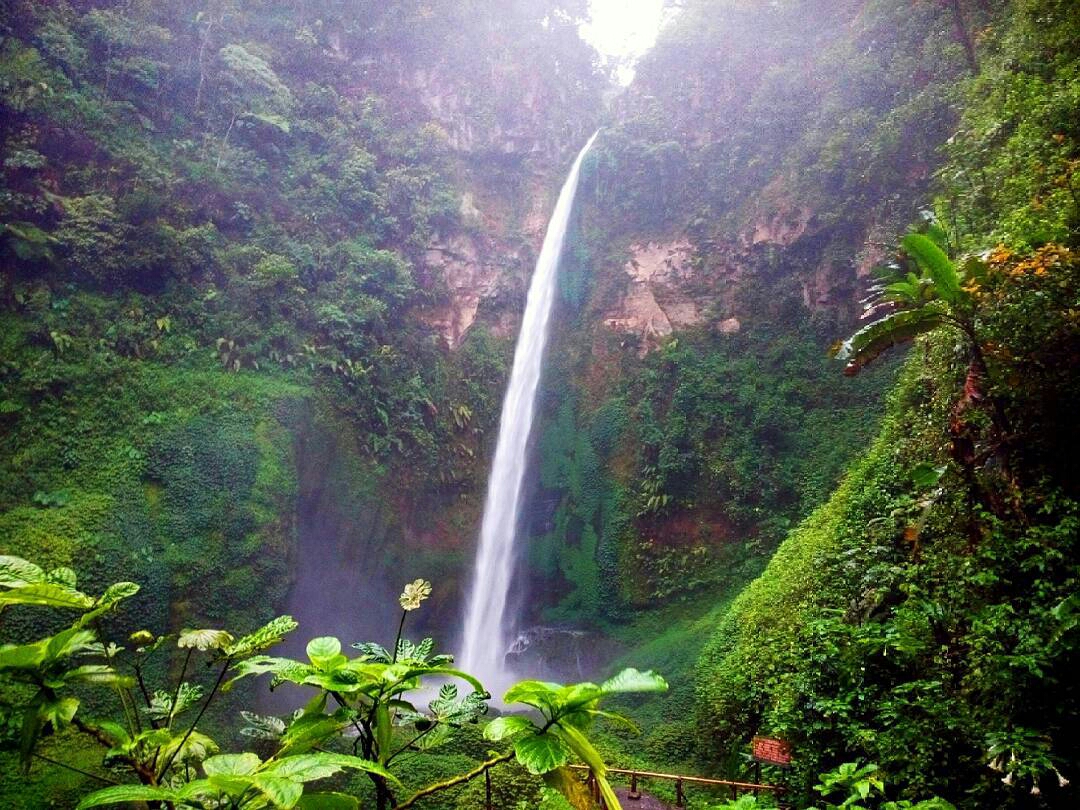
[568, 764, 783, 808]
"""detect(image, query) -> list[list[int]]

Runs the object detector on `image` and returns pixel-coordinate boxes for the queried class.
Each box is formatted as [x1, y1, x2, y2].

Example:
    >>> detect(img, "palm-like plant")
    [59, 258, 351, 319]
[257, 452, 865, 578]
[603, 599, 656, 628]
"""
[834, 220, 1014, 475]
[832, 221, 985, 377]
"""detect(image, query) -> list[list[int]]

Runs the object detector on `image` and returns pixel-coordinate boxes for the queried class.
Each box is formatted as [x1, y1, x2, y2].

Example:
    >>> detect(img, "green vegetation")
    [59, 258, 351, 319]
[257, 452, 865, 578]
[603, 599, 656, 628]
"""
[2, 0, 1079, 807]
[530, 268, 898, 622]
[1, 557, 666, 810]
[691, 3, 1080, 807]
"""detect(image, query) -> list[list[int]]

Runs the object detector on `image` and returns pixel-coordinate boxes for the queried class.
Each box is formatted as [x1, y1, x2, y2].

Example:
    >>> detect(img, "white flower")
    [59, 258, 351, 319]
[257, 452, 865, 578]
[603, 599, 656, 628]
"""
[1002, 773, 1014, 786]
[399, 579, 433, 611]
[178, 628, 234, 651]
[1031, 785, 1041, 796]
[1056, 770, 1069, 788]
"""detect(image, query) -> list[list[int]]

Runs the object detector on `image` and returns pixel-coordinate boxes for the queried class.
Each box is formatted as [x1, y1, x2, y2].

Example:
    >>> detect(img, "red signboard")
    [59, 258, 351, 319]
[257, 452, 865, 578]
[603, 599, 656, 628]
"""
[751, 736, 792, 767]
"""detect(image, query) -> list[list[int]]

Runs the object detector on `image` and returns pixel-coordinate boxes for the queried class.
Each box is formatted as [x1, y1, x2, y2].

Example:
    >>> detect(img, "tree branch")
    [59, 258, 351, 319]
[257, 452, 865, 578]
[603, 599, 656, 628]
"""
[33, 752, 119, 785]
[393, 751, 514, 810]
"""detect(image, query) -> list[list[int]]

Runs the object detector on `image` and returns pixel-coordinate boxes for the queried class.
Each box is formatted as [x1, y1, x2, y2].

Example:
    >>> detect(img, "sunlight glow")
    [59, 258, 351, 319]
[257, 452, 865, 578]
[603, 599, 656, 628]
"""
[579, 0, 667, 85]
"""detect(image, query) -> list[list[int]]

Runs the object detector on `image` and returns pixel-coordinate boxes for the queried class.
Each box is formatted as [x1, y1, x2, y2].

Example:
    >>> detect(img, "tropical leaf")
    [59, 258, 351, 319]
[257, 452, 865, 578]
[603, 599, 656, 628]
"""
[45, 628, 97, 661]
[278, 711, 351, 755]
[63, 665, 134, 688]
[97, 582, 140, 604]
[375, 702, 392, 764]
[598, 668, 668, 695]
[832, 308, 945, 375]
[0, 639, 48, 670]
[902, 233, 961, 303]
[428, 687, 487, 725]
[306, 637, 342, 669]
[555, 724, 620, 810]
[483, 715, 535, 741]
[226, 655, 314, 690]
[240, 710, 287, 740]
[383, 664, 485, 696]
[0, 556, 45, 588]
[542, 766, 596, 810]
[76, 785, 179, 809]
[502, 679, 561, 712]
[352, 641, 391, 662]
[514, 731, 572, 775]
[143, 683, 203, 720]
[202, 752, 263, 776]
[262, 752, 399, 785]
[46, 567, 78, 587]
[226, 615, 298, 658]
[0, 583, 95, 610]
[251, 774, 304, 808]
[156, 729, 219, 767]
[38, 695, 79, 728]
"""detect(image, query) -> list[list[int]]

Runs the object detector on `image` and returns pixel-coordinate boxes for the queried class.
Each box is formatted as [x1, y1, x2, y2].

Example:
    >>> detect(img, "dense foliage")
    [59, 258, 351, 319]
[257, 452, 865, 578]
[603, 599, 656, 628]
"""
[2, 0, 1079, 807]
[0, 558, 667, 809]
[693, 2, 1080, 807]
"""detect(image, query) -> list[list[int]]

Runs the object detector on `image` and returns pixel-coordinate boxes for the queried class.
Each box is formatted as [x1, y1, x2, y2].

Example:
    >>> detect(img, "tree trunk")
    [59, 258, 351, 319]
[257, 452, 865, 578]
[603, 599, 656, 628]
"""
[216, 112, 237, 170]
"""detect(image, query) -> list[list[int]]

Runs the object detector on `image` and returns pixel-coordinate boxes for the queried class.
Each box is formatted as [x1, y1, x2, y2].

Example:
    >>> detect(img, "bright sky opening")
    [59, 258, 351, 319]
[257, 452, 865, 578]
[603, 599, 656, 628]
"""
[579, 0, 667, 85]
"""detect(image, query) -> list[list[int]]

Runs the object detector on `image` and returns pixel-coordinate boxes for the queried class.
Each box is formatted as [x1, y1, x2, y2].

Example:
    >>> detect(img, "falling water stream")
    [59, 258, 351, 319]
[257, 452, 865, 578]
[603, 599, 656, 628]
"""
[459, 132, 598, 696]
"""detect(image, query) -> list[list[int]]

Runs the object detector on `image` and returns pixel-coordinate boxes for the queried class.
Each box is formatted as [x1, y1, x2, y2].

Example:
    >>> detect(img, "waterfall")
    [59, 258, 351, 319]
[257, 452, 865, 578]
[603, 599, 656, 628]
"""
[459, 132, 598, 696]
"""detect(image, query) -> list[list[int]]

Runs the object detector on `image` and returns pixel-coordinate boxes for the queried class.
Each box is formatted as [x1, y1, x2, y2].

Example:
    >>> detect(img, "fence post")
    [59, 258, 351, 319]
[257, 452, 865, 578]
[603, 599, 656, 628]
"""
[675, 778, 685, 808]
[485, 767, 492, 810]
[628, 771, 640, 800]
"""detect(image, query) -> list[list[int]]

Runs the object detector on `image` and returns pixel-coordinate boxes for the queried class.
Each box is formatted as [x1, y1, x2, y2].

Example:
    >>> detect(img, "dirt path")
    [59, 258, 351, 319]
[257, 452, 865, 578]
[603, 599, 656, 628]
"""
[614, 787, 678, 809]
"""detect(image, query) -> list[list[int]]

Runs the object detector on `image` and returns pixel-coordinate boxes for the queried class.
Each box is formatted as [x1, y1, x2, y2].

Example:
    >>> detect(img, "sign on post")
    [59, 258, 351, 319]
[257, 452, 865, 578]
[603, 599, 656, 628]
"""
[751, 736, 792, 768]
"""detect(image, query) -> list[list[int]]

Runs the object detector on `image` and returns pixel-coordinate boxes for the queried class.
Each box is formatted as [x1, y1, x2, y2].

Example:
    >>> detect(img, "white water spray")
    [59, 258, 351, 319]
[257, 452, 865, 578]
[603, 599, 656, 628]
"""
[459, 132, 598, 695]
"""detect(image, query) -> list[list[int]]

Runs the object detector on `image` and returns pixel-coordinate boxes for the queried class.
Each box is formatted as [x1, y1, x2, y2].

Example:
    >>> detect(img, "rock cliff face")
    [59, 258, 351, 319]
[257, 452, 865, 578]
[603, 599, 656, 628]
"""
[415, 180, 561, 349]
[602, 240, 702, 355]
[322, 9, 604, 352]
[595, 192, 864, 356]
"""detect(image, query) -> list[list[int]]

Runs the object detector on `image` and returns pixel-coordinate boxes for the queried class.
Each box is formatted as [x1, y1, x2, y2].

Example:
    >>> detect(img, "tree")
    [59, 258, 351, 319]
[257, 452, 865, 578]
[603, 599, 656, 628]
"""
[213, 43, 291, 169]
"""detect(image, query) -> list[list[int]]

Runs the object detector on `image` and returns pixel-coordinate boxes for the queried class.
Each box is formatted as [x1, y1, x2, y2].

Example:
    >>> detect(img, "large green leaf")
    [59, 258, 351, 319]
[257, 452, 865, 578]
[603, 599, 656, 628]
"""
[157, 729, 219, 767]
[483, 715, 535, 741]
[278, 711, 349, 755]
[514, 732, 571, 775]
[902, 233, 961, 303]
[555, 724, 620, 810]
[226, 655, 315, 690]
[63, 664, 134, 688]
[38, 695, 79, 728]
[203, 752, 263, 776]
[542, 766, 596, 810]
[598, 668, 668, 695]
[76, 785, 179, 809]
[252, 774, 304, 808]
[263, 754, 346, 783]
[833, 308, 945, 375]
[306, 637, 342, 669]
[226, 615, 298, 658]
[0, 639, 48, 670]
[45, 628, 97, 661]
[383, 664, 485, 695]
[0, 583, 95, 610]
[375, 701, 392, 764]
[46, 567, 78, 587]
[503, 679, 561, 712]
[0, 556, 45, 588]
[97, 582, 140, 604]
[263, 752, 400, 785]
